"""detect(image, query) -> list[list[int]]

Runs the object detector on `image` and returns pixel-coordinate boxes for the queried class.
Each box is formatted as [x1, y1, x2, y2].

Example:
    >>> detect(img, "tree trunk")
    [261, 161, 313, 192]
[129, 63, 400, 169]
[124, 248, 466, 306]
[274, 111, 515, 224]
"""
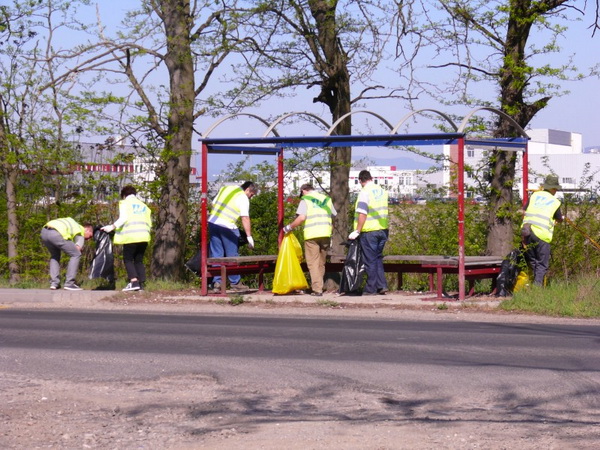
[150, 0, 195, 280]
[308, 0, 352, 257]
[2, 164, 20, 284]
[485, 149, 517, 256]
[486, 0, 543, 257]
[0, 99, 20, 283]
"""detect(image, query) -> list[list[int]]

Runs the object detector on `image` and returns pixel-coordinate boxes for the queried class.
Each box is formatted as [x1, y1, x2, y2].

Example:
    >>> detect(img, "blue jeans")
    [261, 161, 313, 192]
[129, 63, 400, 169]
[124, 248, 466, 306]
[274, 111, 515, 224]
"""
[208, 222, 240, 285]
[360, 229, 388, 294]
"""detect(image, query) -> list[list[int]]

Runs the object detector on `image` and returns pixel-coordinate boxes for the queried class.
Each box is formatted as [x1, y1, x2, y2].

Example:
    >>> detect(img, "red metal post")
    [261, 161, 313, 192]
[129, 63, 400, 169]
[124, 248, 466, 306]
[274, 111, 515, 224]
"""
[457, 137, 466, 301]
[278, 147, 284, 245]
[522, 141, 529, 207]
[200, 142, 209, 295]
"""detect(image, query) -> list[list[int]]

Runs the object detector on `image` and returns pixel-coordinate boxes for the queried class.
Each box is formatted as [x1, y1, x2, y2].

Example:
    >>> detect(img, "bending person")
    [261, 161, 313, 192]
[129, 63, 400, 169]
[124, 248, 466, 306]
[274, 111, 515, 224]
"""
[41, 217, 93, 290]
[284, 184, 337, 297]
[208, 181, 257, 292]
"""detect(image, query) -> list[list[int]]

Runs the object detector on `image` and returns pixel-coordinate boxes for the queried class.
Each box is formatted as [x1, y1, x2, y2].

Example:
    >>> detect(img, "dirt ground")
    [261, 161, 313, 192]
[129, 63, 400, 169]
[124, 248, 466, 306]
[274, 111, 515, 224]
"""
[4, 370, 597, 450]
[1, 296, 599, 449]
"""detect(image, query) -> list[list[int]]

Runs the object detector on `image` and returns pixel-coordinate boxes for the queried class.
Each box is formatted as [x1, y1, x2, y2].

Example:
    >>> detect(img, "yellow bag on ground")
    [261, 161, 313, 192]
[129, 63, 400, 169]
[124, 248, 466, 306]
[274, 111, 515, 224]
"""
[513, 271, 530, 293]
[272, 234, 309, 295]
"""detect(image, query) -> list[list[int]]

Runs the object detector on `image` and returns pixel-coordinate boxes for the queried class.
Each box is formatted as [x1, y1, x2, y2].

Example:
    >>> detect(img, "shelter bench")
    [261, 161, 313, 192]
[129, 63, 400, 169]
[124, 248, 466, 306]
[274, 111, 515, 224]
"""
[206, 255, 278, 294]
[327, 255, 503, 300]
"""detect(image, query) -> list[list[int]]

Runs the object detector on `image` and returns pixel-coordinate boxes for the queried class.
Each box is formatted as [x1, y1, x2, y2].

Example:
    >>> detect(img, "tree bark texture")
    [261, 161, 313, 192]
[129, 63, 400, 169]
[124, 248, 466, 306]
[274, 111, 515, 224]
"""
[0, 99, 20, 284]
[151, 0, 195, 280]
[308, 0, 352, 257]
[486, 0, 560, 256]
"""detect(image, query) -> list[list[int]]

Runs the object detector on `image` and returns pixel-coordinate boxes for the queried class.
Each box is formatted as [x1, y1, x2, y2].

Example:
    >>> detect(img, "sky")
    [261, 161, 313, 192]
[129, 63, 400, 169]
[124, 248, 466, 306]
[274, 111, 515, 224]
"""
[91, 1, 600, 176]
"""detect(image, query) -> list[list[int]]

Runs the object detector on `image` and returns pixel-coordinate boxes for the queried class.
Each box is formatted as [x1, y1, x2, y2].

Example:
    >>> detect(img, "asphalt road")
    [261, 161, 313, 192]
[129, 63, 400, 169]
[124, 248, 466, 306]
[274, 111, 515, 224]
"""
[1, 309, 599, 383]
[2, 308, 600, 448]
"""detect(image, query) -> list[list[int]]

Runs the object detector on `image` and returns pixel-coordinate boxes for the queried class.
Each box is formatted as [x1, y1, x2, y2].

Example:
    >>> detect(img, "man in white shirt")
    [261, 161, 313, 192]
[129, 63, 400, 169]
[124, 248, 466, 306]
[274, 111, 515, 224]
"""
[208, 181, 257, 291]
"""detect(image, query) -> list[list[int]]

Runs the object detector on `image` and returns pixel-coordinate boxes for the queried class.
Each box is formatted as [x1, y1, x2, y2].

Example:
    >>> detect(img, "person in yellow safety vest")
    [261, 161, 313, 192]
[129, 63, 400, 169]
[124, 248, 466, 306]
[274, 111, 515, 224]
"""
[283, 184, 337, 297]
[521, 174, 563, 286]
[348, 170, 389, 295]
[101, 185, 152, 292]
[41, 217, 94, 290]
[208, 181, 258, 292]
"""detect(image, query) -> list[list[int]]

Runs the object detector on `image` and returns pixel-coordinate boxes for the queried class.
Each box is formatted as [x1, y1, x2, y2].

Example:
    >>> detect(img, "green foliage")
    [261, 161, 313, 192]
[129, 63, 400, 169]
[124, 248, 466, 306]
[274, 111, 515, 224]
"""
[385, 202, 489, 291]
[550, 203, 600, 281]
[229, 294, 245, 306]
[501, 275, 600, 317]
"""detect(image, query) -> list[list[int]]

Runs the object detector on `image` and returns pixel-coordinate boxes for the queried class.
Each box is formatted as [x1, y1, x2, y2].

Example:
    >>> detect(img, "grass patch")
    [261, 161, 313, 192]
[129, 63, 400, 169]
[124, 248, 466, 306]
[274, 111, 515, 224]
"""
[500, 275, 600, 317]
[229, 294, 245, 305]
[316, 299, 340, 308]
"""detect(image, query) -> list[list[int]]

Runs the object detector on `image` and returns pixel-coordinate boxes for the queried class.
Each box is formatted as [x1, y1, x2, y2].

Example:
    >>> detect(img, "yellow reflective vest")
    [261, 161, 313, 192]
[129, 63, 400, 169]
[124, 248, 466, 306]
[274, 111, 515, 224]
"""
[522, 190, 561, 243]
[303, 192, 333, 240]
[45, 217, 84, 241]
[114, 197, 152, 245]
[354, 183, 389, 232]
[209, 186, 244, 225]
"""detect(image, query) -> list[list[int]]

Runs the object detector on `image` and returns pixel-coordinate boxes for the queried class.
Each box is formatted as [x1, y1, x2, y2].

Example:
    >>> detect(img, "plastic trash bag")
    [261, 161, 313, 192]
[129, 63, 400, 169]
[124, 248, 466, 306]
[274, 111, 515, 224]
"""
[495, 249, 524, 297]
[272, 234, 309, 295]
[339, 239, 365, 295]
[513, 271, 530, 293]
[89, 227, 115, 283]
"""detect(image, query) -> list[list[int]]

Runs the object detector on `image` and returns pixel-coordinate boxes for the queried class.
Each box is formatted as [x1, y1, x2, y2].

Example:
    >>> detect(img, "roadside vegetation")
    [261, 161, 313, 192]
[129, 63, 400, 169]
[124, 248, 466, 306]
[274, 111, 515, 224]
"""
[501, 275, 600, 317]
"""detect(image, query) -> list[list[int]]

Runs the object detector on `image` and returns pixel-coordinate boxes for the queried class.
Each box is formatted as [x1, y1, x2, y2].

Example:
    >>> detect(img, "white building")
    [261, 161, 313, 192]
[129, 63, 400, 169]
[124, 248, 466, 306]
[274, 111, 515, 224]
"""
[284, 165, 436, 199]
[451, 129, 599, 198]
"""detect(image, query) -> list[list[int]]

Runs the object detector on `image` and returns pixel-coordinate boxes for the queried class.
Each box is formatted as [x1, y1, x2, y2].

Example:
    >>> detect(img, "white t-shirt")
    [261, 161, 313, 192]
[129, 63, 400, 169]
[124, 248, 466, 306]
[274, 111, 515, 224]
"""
[209, 191, 250, 229]
[355, 182, 373, 215]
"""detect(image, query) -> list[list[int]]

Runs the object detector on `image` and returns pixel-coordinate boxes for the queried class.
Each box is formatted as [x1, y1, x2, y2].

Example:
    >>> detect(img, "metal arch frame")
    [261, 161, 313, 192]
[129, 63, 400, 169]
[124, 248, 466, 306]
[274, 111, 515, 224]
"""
[202, 113, 280, 138]
[327, 110, 394, 135]
[263, 112, 331, 137]
[391, 109, 459, 133]
[458, 107, 529, 136]
[198, 108, 530, 300]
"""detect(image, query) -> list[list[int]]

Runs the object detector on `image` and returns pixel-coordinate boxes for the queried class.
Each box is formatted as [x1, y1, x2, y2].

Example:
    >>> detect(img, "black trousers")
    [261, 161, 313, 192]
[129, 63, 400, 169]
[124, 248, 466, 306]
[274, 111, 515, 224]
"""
[523, 232, 551, 286]
[122, 241, 148, 284]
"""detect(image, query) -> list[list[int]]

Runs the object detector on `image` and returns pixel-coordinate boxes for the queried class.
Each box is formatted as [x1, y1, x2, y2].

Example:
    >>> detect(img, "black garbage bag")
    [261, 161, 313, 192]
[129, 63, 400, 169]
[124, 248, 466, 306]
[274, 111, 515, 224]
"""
[89, 226, 115, 286]
[185, 251, 201, 275]
[339, 239, 365, 295]
[238, 228, 248, 246]
[495, 249, 523, 297]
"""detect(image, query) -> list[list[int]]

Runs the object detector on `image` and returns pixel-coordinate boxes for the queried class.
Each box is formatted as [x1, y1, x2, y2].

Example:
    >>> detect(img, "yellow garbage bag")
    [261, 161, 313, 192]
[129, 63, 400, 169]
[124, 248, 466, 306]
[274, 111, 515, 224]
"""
[513, 271, 530, 293]
[272, 234, 309, 295]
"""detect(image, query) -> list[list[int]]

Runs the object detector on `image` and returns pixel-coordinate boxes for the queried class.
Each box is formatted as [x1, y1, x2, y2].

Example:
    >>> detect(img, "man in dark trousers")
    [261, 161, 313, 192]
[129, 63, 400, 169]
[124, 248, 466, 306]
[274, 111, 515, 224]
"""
[348, 170, 389, 295]
[521, 174, 563, 286]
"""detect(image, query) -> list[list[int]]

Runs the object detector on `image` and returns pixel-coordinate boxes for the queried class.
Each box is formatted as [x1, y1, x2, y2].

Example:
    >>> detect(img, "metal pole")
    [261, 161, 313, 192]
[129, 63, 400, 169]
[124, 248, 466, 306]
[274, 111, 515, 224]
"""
[522, 141, 529, 206]
[200, 142, 209, 295]
[278, 147, 284, 245]
[457, 137, 466, 301]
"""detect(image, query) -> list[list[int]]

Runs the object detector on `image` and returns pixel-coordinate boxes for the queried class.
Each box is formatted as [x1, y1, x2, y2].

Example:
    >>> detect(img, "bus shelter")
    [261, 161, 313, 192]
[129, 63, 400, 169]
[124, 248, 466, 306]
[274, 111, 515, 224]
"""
[199, 108, 529, 299]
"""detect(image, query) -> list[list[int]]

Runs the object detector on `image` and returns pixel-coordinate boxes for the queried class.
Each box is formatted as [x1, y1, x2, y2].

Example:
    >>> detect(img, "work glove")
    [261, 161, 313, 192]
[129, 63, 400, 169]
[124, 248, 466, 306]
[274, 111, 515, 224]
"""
[101, 224, 116, 233]
[247, 236, 255, 249]
[348, 230, 360, 240]
[283, 224, 293, 234]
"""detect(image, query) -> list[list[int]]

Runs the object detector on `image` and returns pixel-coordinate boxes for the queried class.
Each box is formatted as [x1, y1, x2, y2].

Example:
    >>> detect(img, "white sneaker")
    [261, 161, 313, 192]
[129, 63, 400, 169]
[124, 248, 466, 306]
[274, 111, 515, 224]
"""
[122, 281, 141, 291]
